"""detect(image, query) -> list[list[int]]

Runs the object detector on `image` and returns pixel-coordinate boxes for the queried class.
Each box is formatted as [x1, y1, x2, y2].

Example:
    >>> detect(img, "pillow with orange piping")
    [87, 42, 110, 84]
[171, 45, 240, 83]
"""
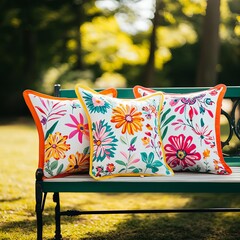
[133, 84, 232, 175]
[23, 88, 117, 178]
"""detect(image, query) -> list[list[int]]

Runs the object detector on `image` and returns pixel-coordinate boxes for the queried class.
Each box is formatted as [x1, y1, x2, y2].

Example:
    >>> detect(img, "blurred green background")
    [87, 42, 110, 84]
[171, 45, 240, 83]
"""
[1, 0, 240, 116]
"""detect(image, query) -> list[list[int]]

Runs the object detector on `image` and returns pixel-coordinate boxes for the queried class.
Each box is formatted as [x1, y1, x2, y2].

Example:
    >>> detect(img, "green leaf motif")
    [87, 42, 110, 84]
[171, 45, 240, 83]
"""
[161, 108, 171, 123]
[161, 115, 176, 128]
[120, 136, 127, 145]
[140, 152, 147, 163]
[128, 166, 136, 169]
[130, 136, 137, 146]
[148, 152, 154, 164]
[83, 146, 90, 155]
[132, 168, 140, 173]
[152, 160, 163, 167]
[45, 121, 59, 141]
[200, 118, 204, 127]
[45, 168, 53, 176]
[115, 160, 126, 166]
[151, 166, 159, 173]
[57, 164, 64, 175]
[161, 126, 168, 140]
[50, 160, 58, 170]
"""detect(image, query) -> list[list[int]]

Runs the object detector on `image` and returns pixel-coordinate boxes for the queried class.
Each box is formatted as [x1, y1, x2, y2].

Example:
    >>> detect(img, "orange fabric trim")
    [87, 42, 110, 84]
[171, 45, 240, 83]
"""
[133, 84, 232, 175]
[214, 84, 232, 174]
[23, 88, 117, 175]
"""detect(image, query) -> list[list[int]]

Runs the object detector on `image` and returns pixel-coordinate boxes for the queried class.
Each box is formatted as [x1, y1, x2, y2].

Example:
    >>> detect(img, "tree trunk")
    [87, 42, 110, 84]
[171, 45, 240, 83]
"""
[140, 0, 162, 87]
[73, 2, 84, 70]
[196, 0, 221, 87]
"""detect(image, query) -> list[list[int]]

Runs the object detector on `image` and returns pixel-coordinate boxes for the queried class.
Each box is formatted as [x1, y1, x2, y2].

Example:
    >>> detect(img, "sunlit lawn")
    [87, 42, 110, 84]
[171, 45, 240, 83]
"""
[1, 118, 240, 240]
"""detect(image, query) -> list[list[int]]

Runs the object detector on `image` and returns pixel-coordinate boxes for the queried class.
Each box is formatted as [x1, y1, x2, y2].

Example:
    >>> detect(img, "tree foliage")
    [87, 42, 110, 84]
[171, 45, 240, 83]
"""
[1, 0, 239, 116]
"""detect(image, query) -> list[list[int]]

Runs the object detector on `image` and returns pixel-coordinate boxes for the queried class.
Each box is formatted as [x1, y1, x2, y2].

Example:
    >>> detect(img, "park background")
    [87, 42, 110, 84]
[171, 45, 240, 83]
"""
[1, 0, 240, 239]
[1, 0, 240, 117]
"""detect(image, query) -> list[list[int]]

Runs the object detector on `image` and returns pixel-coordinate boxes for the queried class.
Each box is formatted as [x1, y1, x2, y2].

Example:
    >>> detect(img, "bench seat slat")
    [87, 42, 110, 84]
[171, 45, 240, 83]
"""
[43, 167, 240, 183]
[40, 167, 240, 193]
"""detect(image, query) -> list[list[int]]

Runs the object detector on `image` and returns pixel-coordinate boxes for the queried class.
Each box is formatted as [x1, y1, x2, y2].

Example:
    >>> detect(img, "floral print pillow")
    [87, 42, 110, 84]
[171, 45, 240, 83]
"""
[133, 84, 232, 175]
[75, 84, 174, 180]
[23, 89, 117, 178]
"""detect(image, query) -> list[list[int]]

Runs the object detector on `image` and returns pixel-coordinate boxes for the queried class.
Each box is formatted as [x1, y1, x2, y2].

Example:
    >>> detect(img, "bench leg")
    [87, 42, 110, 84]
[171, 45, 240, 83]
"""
[53, 192, 62, 240]
[36, 182, 43, 240]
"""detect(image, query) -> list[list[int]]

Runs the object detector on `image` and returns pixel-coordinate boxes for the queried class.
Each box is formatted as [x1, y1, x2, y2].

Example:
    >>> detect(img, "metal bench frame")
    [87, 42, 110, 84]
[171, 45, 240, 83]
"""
[34, 85, 240, 240]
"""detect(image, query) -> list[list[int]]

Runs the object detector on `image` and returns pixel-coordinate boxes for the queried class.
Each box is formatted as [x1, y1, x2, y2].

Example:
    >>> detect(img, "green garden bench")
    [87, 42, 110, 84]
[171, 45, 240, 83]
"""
[34, 85, 240, 240]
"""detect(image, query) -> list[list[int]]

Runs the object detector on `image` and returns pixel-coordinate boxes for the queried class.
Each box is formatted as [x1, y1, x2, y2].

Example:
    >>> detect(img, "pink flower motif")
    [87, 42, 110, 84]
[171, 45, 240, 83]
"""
[209, 89, 218, 96]
[192, 124, 214, 146]
[65, 113, 89, 143]
[171, 95, 206, 117]
[164, 134, 201, 169]
[92, 97, 105, 107]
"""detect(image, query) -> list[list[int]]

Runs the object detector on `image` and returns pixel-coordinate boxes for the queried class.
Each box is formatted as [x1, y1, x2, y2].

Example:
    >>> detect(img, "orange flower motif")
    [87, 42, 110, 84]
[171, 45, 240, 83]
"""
[203, 149, 210, 159]
[45, 132, 70, 161]
[146, 124, 153, 130]
[215, 165, 220, 170]
[213, 159, 220, 170]
[213, 159, 219, 165]
[66, 152, 89, 173]
[106, 163, 115, 173]
[111, 104, 144, 135]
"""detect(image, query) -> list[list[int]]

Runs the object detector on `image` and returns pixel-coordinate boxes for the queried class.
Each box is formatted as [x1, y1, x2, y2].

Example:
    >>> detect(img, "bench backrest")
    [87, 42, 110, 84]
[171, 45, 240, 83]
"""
[54, 84, 240, 166]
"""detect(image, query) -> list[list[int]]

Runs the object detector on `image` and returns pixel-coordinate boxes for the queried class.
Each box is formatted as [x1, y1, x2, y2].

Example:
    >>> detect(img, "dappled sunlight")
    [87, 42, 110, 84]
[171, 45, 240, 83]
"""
[94, 72, 127, 88]
[60, 192, 191, 215]
[81, 16, 148, 71]
[180, 0, 206, 17]
[157, 23, 197, 49]
[1, 120, 240, 239]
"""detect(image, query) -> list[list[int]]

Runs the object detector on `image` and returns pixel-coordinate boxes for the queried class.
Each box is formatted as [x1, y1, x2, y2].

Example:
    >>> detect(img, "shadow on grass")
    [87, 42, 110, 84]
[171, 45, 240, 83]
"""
[0, 197, 22, 203]
[74, 193, 240, 240]
[0, 218, 36, 234]
[80, 213, 240, 240]
[1, 194, 240, 240]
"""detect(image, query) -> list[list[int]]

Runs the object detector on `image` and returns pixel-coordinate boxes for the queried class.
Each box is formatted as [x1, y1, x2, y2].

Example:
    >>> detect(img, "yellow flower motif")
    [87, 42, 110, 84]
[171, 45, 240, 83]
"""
[203, 149, 210, 159]
[45, 132, 70, 161]
[142, 136, 150, 146]
[111, 104, 144, 135]
[66, 152, 89, 173]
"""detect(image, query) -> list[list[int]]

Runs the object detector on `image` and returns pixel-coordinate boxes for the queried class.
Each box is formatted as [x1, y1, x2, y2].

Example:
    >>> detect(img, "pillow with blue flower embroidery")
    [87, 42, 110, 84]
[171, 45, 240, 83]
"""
[133, 84, 232, 175]
[75, 84, 174, 180]
[23, 88, 117, 178]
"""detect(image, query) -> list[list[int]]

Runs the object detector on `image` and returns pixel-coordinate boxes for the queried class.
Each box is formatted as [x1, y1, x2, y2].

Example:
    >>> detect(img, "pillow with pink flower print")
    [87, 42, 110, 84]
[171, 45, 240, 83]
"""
[75, 84, 174, 180]
[23, 89, 117, 178]
[133, 84, 232, 175]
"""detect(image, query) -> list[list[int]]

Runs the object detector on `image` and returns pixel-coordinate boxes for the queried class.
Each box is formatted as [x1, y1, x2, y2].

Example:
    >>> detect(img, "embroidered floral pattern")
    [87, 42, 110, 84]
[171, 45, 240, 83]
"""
[111, 104, 144, 135]
[65, 113, 89, 143]
[66, 149, 89, 173]
[82, 91, 111, 113]
[45, 132, 70, 161]
[24, 89, 116, 178]
[164, 134, 201, 170]
[76, 85, 174, 179]
[133, 85, 231, 175]
[92, 120, 118, 162]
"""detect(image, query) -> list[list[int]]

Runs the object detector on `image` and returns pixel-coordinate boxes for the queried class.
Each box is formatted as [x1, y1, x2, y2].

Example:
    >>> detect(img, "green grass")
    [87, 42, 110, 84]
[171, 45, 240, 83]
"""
[1, 118, 240, 240]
